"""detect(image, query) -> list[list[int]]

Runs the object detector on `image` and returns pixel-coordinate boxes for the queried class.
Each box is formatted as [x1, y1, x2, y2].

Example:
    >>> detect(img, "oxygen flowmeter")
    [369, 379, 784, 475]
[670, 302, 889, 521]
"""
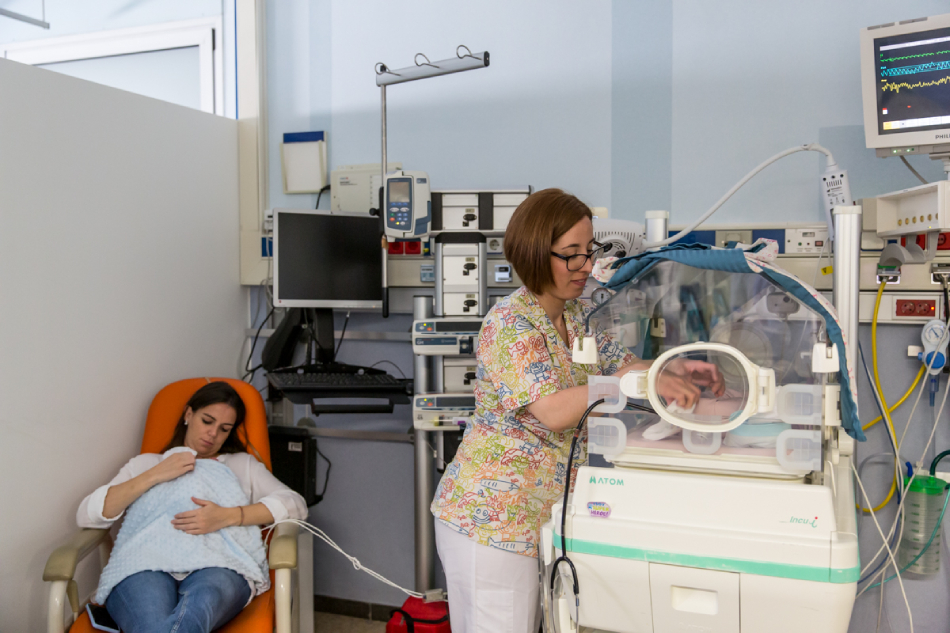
[384, 170, 431, 239]
[920, 319, 949, 374]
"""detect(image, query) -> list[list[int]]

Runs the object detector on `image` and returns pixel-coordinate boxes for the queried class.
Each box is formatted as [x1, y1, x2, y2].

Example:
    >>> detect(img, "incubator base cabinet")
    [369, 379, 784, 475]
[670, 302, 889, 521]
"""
[540, 248, 862, 633]
[541, 467, 857, 633]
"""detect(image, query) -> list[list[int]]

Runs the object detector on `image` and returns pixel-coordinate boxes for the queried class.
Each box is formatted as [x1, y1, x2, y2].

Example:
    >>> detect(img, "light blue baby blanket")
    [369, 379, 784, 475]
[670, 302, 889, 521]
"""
[95, 450, 269, 603]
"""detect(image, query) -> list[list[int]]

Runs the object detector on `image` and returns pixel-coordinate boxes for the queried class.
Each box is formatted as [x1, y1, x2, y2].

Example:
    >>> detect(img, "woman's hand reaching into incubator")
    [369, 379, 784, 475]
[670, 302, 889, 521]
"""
[655, 359, 725, 409]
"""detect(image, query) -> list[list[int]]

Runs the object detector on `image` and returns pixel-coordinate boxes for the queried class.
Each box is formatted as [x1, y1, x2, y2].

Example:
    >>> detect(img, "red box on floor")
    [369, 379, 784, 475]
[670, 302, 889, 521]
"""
[386, 597, 450, 633]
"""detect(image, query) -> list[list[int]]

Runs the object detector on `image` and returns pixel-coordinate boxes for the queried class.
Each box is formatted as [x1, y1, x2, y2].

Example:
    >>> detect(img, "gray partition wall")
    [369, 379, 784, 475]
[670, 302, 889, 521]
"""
[0, 59, 245, 632]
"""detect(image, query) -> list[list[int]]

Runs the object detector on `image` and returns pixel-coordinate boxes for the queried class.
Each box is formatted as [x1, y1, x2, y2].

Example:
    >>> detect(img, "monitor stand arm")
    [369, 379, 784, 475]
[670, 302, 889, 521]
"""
[309, 308, 336, 364]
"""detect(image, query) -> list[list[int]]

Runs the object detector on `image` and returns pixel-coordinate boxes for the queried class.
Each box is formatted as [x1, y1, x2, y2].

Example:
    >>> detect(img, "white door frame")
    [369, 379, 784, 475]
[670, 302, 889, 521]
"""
[2, 17, 224, 116]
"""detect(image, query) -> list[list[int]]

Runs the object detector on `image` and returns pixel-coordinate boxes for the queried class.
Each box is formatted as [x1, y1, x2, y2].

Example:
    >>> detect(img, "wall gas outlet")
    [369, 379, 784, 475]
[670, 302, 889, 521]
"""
[786, 227, 830, 254]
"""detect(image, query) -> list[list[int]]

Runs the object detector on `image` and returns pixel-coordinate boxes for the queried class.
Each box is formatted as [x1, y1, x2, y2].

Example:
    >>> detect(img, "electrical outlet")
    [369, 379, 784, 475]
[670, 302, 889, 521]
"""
[895, 299, 936, 318]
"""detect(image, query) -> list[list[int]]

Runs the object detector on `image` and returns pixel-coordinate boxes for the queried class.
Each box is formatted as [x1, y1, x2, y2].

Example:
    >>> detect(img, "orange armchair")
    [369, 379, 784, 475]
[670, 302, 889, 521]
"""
[43, 378, 308, 633]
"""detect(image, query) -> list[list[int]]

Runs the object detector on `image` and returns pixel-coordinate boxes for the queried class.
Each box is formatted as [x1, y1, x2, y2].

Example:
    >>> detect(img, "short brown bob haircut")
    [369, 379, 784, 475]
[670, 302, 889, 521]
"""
[504, 188, 593, 295]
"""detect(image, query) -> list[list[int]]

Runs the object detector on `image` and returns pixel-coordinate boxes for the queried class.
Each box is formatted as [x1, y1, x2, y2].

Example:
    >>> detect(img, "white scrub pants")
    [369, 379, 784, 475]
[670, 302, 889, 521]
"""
[435, 520, 542, 633]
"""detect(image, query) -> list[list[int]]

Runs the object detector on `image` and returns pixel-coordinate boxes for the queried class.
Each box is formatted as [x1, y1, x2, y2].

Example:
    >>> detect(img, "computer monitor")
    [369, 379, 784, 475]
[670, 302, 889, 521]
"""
[860, 13, 950, 157]
[273, 208, 383, 309]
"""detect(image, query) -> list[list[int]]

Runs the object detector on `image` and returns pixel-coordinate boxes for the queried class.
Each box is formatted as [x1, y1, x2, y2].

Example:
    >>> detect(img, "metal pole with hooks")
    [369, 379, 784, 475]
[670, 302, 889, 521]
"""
[376, 46, 489, 320]
[381, 84, 387, 195]
[375, 46, 489, 590]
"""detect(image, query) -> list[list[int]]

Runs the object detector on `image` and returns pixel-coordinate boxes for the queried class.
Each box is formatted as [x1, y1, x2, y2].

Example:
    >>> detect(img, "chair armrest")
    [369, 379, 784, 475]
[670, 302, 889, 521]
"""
[43, 529, 110, 582]
[269, 523, 298, 570]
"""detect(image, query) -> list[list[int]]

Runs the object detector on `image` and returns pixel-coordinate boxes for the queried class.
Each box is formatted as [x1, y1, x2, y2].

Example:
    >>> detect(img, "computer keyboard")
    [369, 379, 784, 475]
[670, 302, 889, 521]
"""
[268, 371, 404, 392]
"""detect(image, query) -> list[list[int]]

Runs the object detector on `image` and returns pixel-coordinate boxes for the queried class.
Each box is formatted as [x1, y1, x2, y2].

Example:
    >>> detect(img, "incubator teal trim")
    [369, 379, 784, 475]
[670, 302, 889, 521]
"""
[554, 534, 860, 584]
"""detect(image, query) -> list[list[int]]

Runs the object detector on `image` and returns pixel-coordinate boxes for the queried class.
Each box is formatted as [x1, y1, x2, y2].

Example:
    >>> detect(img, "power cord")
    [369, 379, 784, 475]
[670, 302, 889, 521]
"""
[625, 402, 656, 414]
[244, 306, 276, 381]
[370, 360, 408, 379]
[264, 518, 426, 600]
[314, 436, 332, 503]
[858, 357, 950, 599]
[647, 143, 843, 248]
[900, 156, 928, 185]
[549, 398, 604, 626]
[314, 184, 331, 210]
[852, 462, 913, 633]
[334, 311, 350, 360]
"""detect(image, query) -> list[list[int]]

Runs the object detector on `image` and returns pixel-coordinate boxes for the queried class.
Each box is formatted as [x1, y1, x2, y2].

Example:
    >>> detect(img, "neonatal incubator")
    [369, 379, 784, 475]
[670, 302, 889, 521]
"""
[540, 245, 861, 633]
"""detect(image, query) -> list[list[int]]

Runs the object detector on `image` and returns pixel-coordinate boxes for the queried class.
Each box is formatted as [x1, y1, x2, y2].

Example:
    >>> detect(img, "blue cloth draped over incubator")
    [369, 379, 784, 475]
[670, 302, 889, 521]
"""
[593, 243, 863, 441]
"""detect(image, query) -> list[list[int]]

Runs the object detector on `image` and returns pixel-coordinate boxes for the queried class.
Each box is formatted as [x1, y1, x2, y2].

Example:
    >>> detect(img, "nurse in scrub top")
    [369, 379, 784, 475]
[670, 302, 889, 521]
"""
[431, 188, 723, 633]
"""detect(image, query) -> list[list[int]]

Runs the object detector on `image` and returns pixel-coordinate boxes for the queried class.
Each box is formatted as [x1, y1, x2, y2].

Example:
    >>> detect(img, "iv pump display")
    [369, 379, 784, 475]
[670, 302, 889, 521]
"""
[385, 170, 431, 239]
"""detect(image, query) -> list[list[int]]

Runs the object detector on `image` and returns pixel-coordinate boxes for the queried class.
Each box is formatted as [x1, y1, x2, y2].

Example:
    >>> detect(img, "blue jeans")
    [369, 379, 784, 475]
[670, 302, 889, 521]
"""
[105, 568, 252, 633]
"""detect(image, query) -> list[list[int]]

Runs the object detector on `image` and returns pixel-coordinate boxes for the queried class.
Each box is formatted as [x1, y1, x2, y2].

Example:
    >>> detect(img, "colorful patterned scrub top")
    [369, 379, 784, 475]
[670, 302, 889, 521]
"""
[431, 286, 637, 558]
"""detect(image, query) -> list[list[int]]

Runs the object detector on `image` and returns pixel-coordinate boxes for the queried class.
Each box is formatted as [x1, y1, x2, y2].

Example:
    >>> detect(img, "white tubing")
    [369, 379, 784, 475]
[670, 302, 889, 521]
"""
[265, 519, 425, 599]
[645, 143, 837, 248]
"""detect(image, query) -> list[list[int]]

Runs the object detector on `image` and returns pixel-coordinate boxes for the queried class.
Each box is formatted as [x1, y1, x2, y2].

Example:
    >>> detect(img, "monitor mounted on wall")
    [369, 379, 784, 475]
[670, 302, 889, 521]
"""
[860, 13, 950, 158]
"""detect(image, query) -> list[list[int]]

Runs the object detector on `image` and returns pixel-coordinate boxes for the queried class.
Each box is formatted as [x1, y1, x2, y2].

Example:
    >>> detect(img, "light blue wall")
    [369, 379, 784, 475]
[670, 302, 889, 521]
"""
[267, 0, 614, 212]
[612, 1, 673, 216]
[668, 0, 947, 225]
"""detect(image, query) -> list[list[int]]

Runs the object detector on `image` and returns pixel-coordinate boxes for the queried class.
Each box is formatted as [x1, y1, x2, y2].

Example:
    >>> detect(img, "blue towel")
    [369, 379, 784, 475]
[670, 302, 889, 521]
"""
[95, 451, 269, 603]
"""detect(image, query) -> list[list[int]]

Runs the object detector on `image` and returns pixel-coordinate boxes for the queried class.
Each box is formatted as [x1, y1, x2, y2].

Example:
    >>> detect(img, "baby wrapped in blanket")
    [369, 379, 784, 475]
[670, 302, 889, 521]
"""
[95, 447, 268, 604]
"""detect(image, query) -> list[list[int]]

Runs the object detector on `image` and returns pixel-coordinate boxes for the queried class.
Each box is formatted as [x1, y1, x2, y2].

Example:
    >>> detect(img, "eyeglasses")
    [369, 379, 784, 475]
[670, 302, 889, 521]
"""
[550, 241, 607, 272]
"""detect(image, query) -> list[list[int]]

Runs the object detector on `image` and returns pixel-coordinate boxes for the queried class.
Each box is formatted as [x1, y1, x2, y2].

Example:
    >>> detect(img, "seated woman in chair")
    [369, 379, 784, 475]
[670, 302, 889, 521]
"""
[77, 381, 308, 633]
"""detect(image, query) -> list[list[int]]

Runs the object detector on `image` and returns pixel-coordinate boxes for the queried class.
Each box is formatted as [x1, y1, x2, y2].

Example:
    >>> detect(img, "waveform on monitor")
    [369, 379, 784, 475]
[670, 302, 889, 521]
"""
[881, 60, 950, 77]
[880, 49, 950, 63]
[881, 74, 950, 93]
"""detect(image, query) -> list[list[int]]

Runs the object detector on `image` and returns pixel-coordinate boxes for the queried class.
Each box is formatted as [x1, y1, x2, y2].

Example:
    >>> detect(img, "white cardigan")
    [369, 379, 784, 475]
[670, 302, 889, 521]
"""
[78, 451, 308, 529]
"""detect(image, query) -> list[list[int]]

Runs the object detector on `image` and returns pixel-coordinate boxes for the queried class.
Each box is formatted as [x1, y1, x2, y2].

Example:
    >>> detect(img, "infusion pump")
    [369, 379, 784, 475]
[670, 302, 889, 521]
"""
[385, 170, 431, 239]
[412, 318, 482, 355]
[413, 393, 475, 430]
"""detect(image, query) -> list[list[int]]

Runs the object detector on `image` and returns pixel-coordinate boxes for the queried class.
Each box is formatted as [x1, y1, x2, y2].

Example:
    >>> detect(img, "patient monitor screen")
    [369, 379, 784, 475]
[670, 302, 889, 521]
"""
[874, 26, 950, 136]
[276, 212, 383, 305]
